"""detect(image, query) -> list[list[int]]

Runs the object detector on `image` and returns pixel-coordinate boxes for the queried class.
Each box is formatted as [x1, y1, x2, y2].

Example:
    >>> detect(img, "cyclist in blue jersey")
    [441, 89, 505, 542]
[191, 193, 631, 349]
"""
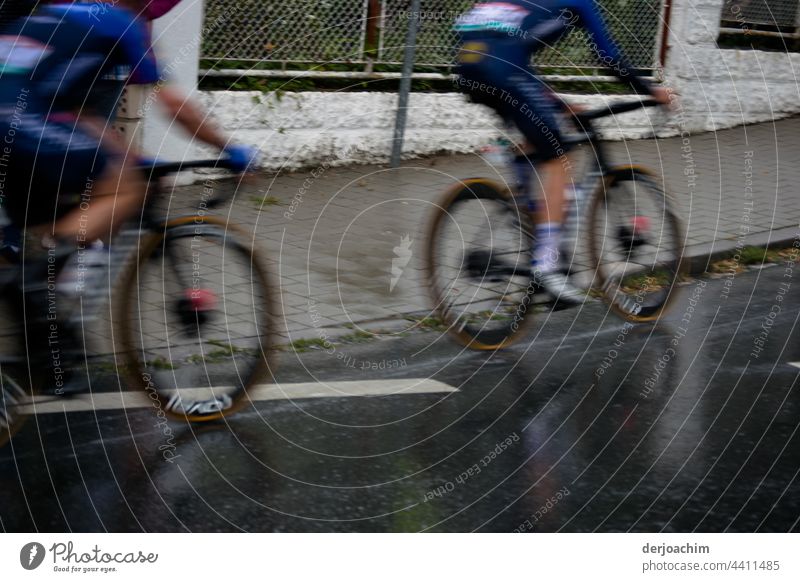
[0, 0, 257, 390]
[454, 0, 671, 304]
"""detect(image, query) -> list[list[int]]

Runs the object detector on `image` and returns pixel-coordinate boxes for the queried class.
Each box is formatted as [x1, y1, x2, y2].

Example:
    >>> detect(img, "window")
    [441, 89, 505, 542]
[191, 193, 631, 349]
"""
[719, 0, 800, 49]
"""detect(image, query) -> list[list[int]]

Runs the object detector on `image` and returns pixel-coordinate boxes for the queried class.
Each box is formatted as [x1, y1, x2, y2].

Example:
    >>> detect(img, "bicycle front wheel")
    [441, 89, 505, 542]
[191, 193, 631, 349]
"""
[588, 166, 686, 322]
[115, 215, 278, 422]
[425, 178, 537, 350]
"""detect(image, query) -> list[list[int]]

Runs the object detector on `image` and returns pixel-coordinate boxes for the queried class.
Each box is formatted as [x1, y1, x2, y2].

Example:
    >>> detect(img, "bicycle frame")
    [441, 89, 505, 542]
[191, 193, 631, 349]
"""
[477, 98, 663, 281]
[64, 159, 240, 325]
[130, 160, 240, 314]
[514, 98, 662, 261]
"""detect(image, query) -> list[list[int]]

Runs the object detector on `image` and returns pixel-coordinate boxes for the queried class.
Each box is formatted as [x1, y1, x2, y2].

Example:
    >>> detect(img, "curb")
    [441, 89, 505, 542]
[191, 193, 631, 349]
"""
[683, 226, 799, 276]
[317, 226, 800, 340]
[77, 227, 800, 356]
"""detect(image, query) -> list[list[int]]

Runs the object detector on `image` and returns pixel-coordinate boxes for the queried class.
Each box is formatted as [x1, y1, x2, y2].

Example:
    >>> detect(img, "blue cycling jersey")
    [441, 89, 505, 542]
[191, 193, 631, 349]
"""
[455, 0, 650, 94]
[0, 4, 160, 118]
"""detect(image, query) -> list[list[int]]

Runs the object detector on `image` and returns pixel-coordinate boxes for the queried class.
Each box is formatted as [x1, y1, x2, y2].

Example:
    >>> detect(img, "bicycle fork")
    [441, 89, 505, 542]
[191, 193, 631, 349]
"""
[165, 224, 220, 331]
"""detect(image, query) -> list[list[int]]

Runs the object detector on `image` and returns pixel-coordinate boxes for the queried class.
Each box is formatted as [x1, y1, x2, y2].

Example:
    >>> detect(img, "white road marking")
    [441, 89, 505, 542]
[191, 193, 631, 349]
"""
[18, 379, 457, 415]
[788, 362, 800, 370]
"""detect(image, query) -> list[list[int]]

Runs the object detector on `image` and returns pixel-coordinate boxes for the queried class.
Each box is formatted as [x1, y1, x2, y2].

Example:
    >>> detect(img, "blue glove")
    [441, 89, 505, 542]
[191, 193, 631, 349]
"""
[224, 144, 261, 173]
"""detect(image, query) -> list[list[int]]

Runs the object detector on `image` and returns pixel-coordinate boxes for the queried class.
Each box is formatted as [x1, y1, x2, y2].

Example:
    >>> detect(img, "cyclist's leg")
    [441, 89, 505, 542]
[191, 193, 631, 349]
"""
[500, 75, 569, 257]
[500, 74, 586, 302]
[49, 152, 145, 244]
[457, 63, 533, 214]
[23, 119, 146, 245]
[457, 63, 571, 232]
[5, 118, 145, 391]
[456, 60, 584, 300]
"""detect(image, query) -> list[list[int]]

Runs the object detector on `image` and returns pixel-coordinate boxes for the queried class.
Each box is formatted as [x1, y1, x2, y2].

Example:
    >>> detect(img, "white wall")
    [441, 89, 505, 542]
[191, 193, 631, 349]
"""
[194, 90, 661, 171]
[140, 0, 205, 161]
[665, 0, 800, 131]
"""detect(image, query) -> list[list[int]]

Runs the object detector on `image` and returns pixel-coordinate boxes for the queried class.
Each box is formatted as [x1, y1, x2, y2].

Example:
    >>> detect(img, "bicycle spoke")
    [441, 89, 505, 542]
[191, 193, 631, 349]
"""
[427, 180, 536, 348]
[590, 169, 684, 321]
[118, 220, 274, 421]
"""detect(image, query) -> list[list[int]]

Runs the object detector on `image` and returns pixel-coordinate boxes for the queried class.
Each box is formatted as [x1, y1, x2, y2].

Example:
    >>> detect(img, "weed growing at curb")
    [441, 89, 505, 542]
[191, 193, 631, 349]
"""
[251, 195, 283, 208]
[708, 246, 798, 274]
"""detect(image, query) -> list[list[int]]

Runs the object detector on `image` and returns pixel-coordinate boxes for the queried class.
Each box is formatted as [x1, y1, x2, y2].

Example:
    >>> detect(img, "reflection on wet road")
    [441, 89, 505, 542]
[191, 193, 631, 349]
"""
[1, 267, 798, 532]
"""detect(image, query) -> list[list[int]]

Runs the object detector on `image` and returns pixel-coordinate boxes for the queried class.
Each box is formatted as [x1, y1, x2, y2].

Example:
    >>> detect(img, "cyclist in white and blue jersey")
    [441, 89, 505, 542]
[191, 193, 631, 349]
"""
[454, 0, 671, 303]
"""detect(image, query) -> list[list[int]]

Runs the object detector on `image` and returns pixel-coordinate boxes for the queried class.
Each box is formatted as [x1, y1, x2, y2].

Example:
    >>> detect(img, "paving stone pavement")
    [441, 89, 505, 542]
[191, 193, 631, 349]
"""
[11, 115, 796, 356]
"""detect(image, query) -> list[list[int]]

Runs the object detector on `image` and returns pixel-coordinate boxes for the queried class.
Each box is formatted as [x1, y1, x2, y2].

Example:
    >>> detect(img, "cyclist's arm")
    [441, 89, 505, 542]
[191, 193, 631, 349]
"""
[558, 0, 653, 95]
[113, 8, 231, 151]
[156, 86, 229, 150]
[522, 18, 570, 52]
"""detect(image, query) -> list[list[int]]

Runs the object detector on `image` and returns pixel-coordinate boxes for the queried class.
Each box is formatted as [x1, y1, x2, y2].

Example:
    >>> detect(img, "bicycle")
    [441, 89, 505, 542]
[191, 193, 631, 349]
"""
[425, 99, 686, 350]
[1, 159, 278, 446]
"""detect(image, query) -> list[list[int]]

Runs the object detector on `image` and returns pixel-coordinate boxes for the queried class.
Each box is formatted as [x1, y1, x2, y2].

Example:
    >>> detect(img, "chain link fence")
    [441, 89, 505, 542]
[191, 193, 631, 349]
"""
[202, 0, 368, 64]
[202, 0, 663, 74]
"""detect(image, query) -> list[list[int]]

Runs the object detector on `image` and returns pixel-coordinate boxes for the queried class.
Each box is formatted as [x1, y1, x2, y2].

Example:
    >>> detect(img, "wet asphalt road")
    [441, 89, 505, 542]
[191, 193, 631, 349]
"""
[1, 265, 799, 532]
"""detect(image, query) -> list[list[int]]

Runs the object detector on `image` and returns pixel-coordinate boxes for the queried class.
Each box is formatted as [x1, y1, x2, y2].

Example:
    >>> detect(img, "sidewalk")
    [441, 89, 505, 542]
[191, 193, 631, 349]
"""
[88, 116, 800, 350]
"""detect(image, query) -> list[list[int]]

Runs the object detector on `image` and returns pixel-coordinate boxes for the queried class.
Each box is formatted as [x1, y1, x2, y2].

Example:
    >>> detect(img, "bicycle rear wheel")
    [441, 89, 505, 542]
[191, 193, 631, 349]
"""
[588, 166, 686, 322]
[425, 178, 537, 350]
[115, 215, 277, 422]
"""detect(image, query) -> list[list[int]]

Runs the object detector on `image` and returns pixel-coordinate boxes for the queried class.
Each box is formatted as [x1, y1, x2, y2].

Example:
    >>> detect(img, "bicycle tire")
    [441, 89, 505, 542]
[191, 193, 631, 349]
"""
[114, 215, 278, 422]
[587, 165, 686, 323]
[425, 178, 537, 350]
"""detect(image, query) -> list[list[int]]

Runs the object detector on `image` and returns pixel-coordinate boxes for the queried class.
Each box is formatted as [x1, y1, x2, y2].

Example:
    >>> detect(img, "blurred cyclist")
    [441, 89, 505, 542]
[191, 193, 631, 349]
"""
[0, 0, 257, 391]
[454, 0, 671, 304]
[0, 0, 183, 260]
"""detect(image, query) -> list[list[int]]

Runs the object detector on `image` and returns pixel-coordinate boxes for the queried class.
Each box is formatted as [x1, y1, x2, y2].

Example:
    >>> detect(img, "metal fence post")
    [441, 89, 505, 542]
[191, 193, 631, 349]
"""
[365, 0, 382, 72]
[390, 0, 422, 168]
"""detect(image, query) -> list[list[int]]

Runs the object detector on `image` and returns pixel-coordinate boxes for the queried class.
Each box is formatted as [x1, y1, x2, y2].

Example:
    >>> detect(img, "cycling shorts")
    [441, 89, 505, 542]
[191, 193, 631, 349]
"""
[1, 114, 109, 227]
[455, 59, 573, 162]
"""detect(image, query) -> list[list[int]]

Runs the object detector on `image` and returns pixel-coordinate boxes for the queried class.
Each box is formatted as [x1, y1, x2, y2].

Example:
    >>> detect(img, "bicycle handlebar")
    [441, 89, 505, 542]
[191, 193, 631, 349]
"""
[575, 98, 661, 123]
[137, 158, 243, 212]
[137, 158, 239, 180]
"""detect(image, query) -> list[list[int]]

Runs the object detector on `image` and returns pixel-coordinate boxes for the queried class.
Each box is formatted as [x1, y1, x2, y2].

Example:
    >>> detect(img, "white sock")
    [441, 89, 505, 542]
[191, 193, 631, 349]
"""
[533, 222, 561, 273]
